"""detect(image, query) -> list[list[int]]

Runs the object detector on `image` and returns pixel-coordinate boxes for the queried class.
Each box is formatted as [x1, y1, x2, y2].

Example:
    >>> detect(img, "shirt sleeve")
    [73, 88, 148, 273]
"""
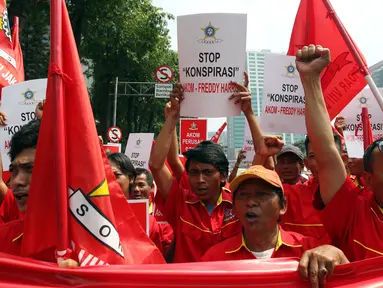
[312, 176, 359, 246]
[149, 215, 163, 254]
[154, 177, 183, 229]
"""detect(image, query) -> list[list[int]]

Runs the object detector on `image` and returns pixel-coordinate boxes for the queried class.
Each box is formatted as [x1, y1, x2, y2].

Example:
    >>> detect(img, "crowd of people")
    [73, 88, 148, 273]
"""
[0, 45, 380, 287]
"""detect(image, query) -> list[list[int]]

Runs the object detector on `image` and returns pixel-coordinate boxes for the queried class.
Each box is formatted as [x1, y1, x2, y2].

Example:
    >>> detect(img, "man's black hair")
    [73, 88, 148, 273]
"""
[107, 152, 136, 181]
[304, 132, 342, 157]
[183, 140, 229, 178]
[363, 137, 383, 173]
[9, 119, 40, 162]
[135, 168, 153, 186]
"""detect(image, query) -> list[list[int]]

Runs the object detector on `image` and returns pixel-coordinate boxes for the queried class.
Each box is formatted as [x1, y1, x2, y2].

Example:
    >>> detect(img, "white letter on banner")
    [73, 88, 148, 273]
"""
[68, 188, 124, 258]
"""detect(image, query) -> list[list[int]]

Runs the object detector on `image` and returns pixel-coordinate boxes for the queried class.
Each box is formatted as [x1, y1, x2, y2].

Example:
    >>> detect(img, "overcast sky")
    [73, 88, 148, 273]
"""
[152, 0, 383, 131]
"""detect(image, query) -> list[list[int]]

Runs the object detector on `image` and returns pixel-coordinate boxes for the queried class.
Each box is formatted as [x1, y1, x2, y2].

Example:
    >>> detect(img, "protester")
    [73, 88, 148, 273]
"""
[133, 168, 174, 253]
[107, 153, 163, 253]
[275, 145, 305, 185]
[201, 165, 321, 261]
[149, 73, 265, 262]
[228, 149, 246, 183]
[296, 44, 382, 262]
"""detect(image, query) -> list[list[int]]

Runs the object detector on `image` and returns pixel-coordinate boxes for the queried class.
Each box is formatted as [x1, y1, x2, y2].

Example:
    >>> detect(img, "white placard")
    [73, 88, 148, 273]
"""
[0, 79, 47, 171]
[340, 88, 383, 158]
[178, 13, 247, 117]
[125, 133, 154, 169]
[340, 88, 383, 139]
[261, 54, 306, 134]
[155, 83, 173, 98]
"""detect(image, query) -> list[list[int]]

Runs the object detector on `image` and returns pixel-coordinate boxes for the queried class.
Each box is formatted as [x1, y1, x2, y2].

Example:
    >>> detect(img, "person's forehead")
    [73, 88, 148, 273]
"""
[11, 148, 36, 165]
[188, 160, 216, 170]
[135, 173, 148, 182]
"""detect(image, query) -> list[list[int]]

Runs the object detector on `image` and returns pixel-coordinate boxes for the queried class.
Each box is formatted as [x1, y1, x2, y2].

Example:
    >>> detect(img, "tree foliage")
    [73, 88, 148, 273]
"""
[7, 0, 177, 143]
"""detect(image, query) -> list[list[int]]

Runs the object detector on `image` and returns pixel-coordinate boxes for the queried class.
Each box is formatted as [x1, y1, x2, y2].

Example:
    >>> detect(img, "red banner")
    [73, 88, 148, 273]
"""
[128, 200, 149, 235]
[103, 143, 121, 153]
[1, 253, 383, 287]
[180, 119, 207, 153]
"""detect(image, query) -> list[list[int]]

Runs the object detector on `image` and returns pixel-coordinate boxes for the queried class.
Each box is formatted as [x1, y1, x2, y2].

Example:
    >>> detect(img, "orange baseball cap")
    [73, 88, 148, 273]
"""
[229, 165, 283, 193]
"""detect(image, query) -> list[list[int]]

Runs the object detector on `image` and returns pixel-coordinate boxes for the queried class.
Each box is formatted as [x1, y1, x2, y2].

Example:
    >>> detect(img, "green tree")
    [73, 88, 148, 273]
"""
[294, 140, 306, 156]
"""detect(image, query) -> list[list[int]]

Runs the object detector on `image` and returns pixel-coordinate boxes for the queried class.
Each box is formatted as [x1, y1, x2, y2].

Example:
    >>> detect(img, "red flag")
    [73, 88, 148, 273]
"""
[210, 122, 227, 143]
[287, 0, 368, 119]
[0, 8, 24, 93]
[21, 0, 164, 265]
[361, 107, 373, 150]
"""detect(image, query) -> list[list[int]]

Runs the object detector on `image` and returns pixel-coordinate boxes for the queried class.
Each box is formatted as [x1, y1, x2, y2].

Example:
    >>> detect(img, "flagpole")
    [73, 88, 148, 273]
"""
[322, 0, 383, 112]
[50, 0, 69, 254]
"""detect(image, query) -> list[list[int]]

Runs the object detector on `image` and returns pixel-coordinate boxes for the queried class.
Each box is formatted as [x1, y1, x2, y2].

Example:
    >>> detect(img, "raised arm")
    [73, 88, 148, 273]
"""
[228, 149, 246, 183]
[164, 102, 185, 182]
[149, 85, 183, 200]
[296, 45, 347, 205]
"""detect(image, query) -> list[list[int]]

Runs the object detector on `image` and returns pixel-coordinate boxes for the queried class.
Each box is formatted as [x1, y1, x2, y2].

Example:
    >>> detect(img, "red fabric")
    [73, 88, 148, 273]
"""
[201, 226, 320, 262]
[313, 176, 383, 261]
[20, 0, 164, 265]
[361, 107, 374, 150]
[287, 0, 367, 120]
[0, 219, 24, 256]
[210, 122, 227, 143]
[281, 184, 331, 245]
[155, 178, 241, 262]
[2, 254, 383, 288]
[158, 222, 173, 246]
[0, 12, 24, 96]
[149, 215, 163, 253]
[0, 189, 23, 224]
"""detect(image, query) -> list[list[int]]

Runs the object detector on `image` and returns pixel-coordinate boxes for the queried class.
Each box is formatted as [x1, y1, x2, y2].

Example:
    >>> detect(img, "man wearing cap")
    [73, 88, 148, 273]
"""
[201, 165, 321, 261]
[276, 145, 305, 185]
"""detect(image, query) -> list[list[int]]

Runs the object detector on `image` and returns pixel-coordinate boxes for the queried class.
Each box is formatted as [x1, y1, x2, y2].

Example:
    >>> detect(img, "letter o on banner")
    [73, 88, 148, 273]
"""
[99, 225, 111, 237]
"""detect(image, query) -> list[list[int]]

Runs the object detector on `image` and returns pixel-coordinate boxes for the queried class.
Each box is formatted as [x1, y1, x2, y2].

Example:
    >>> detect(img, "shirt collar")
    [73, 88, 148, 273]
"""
[186, 187, 233, 206]
[225, 226, 302, 254]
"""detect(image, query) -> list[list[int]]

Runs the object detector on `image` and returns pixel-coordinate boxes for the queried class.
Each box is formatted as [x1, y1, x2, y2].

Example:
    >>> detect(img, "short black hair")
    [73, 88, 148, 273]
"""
[107, 153, 136, 181]
[135, 168, 153, 186]
[363, 137, 383, 173]
[304, 132, 342, 157]
[183, 140, 229, 177]
[9, 119, 40, 162]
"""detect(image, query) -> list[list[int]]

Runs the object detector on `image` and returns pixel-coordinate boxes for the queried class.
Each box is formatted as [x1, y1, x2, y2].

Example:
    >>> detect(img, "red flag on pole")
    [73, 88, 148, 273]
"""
[210, 122, 227, 143]
[0, 3, 24, 92]
[287, 0, 368, 120]
[21, 0, 164, 265]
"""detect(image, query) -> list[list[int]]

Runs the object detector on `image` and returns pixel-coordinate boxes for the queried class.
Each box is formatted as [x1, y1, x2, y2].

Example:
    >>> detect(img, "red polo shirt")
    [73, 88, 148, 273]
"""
[0, 219, 24, 256]
[149, 214, 163, 253]
[0, 189, 23, 224]
[281, 183, 331, 245]
[313, 176, 383, 261]
[201, 226, 320, 261]
[156, 177, 241, 263]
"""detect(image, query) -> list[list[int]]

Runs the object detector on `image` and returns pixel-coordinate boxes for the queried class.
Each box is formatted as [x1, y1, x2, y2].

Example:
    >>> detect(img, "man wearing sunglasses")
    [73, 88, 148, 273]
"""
[296, 44, 383, 262]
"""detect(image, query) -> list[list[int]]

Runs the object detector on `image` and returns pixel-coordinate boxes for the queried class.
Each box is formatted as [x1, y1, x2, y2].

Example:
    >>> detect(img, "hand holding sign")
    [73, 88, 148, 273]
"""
[0, 111, 7, 126]
[296, 45, 331, 78]
[229, 72, 252, 114]
[35, 100, 45, 120]
[169, 83, 184, 119]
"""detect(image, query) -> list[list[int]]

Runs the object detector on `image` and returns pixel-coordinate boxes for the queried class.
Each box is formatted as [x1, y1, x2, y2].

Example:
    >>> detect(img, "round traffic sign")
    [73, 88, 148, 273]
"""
[108, 126, 122, 143]
[155, 65, 174, 83]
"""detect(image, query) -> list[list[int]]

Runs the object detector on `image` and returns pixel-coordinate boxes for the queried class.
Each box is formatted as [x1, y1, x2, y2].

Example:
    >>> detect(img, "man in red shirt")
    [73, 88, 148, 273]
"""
[276, 145, 305, 185]
[296, 44, 383, 262]
[201, 165, 321, 261]
[150, 75, 263, 262]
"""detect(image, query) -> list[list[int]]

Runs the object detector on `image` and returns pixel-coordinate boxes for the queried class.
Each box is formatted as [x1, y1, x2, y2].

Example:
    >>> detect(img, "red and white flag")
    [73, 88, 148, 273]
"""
[210, 122, 227, 143]
[20, 0, 164, 265]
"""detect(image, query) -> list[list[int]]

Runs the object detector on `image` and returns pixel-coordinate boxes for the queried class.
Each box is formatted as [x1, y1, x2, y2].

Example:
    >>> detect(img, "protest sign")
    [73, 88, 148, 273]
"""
[261, 54, 306, 134]
[177, 13, 247, 117]
[180, 118, 207, 153]
[125, 133, 154, 169]
[128, 199, 149, 236]
[243, 118, 260, 162]
[0, 79, 46, 171]
[340, 88, 383, 157]
[103, 143, 121, 154]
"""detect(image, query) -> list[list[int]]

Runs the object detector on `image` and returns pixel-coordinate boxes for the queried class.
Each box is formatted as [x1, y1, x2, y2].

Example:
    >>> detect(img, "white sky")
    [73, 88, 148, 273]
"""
[152, 0, 383, 131]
